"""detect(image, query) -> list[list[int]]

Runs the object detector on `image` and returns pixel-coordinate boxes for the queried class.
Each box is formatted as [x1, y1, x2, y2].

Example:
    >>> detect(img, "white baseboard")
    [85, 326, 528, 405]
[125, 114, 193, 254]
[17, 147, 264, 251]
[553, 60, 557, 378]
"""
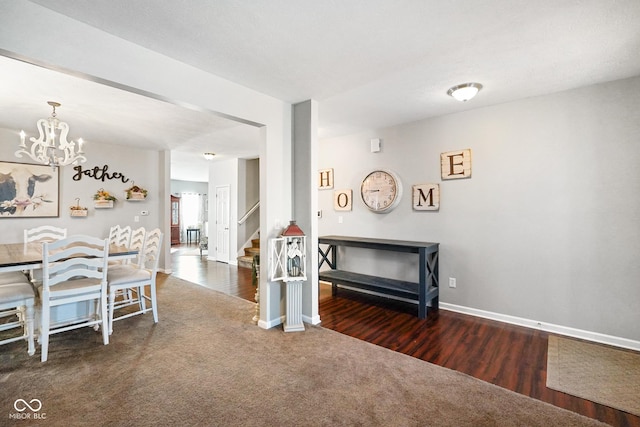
[303, 314, 321, 325]
[258, 315, 284, 330]
[440, 303, 640, 352]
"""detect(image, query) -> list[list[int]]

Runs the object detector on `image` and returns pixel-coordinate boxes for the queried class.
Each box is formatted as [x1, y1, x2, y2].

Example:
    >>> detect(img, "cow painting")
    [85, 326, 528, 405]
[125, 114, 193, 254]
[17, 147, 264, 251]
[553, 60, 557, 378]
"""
[0, 162, 59, 217]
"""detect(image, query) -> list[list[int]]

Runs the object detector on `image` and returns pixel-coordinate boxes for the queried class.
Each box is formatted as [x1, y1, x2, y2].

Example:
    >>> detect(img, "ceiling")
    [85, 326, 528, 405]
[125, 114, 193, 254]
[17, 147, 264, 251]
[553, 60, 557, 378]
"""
[2, 1, 640, 181]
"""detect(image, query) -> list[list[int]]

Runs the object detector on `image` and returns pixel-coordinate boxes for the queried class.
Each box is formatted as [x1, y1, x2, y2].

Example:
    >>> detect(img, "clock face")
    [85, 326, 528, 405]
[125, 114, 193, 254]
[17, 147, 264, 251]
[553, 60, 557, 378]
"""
[360, 170, 402, 213]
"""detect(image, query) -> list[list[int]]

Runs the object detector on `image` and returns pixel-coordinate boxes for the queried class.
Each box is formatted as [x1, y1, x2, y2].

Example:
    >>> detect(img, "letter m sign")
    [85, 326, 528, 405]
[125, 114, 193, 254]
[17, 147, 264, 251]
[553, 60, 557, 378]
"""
[412, 184, 440, 211]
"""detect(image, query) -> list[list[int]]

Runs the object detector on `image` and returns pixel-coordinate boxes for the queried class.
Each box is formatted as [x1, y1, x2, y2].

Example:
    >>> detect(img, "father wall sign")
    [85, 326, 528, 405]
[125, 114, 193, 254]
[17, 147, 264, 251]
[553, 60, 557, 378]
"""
[72, 164, 130, 183]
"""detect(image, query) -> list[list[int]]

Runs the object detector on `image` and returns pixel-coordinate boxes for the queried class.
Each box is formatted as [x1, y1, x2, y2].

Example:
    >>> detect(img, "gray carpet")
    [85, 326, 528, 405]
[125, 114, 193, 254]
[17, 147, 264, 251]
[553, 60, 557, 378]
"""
[1, 275, 608, 426]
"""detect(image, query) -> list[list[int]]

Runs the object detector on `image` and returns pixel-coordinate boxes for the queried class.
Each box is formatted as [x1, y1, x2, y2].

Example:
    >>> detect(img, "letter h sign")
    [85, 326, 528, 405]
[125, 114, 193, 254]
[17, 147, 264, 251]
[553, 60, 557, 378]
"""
[318, 168, 334, 189]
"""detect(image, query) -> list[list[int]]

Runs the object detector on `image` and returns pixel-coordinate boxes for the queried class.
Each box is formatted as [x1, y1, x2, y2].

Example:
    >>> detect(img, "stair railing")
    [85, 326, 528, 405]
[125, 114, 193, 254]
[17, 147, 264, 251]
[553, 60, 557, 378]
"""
[238, 200, 259, 225]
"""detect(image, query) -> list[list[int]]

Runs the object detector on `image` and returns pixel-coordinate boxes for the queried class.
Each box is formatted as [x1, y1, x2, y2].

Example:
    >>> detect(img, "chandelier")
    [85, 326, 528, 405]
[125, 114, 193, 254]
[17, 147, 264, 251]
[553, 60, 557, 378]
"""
[16, 101, 87, 170]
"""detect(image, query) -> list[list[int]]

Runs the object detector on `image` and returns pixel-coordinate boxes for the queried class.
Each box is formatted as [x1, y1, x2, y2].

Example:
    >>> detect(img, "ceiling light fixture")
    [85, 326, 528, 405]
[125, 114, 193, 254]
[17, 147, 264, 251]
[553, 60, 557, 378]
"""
[447, 83, 483, 102]
[203, 152, 216, 160]
[15, 101, 87, 170]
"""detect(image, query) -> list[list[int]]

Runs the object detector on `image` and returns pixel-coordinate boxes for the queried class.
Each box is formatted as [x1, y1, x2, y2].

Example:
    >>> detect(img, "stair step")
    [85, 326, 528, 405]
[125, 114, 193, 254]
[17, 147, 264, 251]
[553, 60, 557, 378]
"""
[237, 255, 254, 269]
[244, 247, 260, 257]
[238, 236, 260, 269]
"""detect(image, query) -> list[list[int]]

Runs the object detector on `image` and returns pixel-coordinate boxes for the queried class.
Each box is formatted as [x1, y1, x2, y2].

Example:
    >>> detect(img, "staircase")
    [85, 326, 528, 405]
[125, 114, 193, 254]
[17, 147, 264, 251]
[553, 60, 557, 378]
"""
[238, 238, 260, 269]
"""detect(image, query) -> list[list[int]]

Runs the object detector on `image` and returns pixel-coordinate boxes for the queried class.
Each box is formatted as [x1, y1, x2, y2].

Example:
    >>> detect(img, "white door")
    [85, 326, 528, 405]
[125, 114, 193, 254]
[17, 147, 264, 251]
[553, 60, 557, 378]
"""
[215, 185, 230, 263]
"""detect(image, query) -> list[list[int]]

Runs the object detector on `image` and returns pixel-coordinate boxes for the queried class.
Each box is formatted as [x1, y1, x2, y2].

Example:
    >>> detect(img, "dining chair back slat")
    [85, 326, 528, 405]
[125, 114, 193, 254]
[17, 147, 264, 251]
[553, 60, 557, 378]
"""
[24, 226, 67, 244]
[108, 225, 121, 245]
[116, 226, 132, 248]
[23, 226, 68, 285]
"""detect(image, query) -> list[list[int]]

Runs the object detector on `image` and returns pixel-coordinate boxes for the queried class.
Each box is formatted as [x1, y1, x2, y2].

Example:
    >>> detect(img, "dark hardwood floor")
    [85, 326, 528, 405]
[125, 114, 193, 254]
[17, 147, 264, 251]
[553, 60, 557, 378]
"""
[169, 245, 639, 427]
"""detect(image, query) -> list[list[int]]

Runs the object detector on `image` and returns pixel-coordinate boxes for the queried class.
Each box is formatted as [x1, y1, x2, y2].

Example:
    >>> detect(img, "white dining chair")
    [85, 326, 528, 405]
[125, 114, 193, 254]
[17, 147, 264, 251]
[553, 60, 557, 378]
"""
[23, 225, 68, 284]
[107, 228, 163, 335]
[38, 235, 110, 362]
[0, 276, 36, 356]
[111, 226, 146, 304]
[24, 225, 67, 244]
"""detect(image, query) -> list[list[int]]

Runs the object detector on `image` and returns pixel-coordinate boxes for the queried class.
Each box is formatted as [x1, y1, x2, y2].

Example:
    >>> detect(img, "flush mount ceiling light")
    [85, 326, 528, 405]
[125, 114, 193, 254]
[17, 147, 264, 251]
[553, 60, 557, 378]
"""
[203, 152, 216, 160]
[16, 101, 87, 170]
[447, 83, 483, 102]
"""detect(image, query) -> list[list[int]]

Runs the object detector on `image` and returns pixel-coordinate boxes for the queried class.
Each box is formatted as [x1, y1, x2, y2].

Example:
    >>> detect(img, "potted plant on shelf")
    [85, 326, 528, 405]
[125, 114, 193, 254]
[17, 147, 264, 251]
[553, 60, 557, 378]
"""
[124, 183, 148, 201]
[70, 198, 88, 217]
[94, 188, 117, 208]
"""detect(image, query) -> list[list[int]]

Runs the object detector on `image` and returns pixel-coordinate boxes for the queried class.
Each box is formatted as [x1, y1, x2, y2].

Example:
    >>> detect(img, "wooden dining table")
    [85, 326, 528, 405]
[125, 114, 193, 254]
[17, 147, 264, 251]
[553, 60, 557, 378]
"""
[0, 242, 138, 273]
[0, 241, 138, 328]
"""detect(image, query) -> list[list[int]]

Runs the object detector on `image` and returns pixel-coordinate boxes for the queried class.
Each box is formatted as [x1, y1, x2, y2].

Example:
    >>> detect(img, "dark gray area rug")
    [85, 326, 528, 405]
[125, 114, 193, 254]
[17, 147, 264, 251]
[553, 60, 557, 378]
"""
[1, 275, 607, 426]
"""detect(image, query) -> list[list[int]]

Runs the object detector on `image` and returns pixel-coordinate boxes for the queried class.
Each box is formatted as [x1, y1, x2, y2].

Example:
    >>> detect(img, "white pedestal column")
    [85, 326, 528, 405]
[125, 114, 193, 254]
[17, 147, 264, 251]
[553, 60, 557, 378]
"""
[284, 280, 305, 332]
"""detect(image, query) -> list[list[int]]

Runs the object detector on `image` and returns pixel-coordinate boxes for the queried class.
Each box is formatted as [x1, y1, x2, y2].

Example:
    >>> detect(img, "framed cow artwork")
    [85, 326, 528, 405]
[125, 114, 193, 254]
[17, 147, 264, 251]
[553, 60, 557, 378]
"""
[0, 161, 60, 218]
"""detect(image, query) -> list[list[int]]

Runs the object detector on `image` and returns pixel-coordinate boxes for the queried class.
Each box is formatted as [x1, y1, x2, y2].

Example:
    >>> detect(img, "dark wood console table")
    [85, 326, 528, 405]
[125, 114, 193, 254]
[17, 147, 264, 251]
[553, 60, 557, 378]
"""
[318, 235, 439, 319]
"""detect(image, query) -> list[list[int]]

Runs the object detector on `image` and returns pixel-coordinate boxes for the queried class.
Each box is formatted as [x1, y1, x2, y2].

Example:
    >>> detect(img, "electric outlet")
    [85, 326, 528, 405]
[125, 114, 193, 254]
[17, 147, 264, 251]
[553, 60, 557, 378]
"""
[449, 277, 457, 288]
[338, 216, 343, 224]
[134, 215, 140, 222]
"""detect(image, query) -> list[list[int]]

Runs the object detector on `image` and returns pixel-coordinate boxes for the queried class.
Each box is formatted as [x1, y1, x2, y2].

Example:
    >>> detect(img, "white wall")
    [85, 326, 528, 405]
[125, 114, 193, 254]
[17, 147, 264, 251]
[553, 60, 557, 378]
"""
[319, 76, 640, 345]
[0, 127, 161, 244]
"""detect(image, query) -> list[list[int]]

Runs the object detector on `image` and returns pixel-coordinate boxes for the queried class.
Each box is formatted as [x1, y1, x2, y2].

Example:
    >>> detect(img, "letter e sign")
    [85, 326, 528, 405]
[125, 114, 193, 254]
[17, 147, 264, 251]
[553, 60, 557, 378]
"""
[334, 189, 352, 211]
[441, 149, 471, 180]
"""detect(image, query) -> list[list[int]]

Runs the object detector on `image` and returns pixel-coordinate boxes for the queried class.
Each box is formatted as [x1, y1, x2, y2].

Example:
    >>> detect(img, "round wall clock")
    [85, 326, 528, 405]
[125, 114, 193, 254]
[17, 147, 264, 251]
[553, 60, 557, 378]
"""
[360, 169, 403, 213]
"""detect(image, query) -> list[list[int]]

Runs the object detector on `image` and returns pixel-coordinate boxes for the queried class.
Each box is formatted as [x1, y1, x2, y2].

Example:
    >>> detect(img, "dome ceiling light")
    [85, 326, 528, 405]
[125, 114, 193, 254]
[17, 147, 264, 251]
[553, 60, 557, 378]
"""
[447, 83, 483, 102]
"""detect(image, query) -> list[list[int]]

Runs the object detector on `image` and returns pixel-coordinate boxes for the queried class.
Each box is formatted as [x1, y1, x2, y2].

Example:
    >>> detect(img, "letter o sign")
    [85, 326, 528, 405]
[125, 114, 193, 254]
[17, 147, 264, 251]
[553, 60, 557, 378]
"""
[334, 189, 352, 211]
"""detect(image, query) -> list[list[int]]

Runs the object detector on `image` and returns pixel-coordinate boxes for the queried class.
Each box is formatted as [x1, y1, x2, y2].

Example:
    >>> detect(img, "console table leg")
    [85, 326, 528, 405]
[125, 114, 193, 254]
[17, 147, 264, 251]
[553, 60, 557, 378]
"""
[418, 249, 427, 319]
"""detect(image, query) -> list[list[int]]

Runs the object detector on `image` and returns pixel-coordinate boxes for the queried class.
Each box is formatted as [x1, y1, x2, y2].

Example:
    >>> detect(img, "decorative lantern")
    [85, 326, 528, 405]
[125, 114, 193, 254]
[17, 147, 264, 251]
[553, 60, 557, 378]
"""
[269, 220, 306, 332]
[269, 220, 306, 282]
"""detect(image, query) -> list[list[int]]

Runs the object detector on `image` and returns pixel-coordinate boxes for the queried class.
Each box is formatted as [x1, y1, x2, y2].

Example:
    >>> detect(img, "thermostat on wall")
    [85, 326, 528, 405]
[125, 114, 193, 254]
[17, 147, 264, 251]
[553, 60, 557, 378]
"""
[371, 138, 381, 153]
